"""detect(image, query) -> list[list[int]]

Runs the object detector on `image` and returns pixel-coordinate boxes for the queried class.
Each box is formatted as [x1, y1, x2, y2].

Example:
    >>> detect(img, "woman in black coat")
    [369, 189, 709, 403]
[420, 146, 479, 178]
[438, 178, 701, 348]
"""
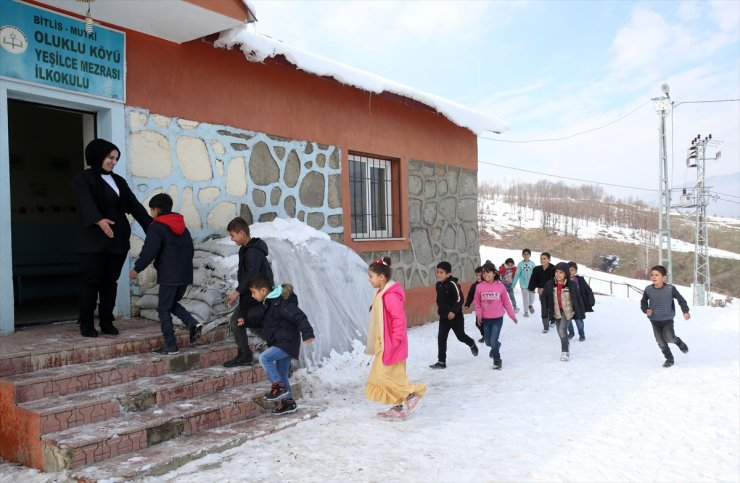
[72, 139, 152, 337]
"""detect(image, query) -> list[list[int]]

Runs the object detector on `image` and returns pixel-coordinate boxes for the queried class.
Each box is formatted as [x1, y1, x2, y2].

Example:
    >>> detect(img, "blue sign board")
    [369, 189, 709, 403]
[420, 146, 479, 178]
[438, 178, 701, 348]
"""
[0, 1, 125, 100]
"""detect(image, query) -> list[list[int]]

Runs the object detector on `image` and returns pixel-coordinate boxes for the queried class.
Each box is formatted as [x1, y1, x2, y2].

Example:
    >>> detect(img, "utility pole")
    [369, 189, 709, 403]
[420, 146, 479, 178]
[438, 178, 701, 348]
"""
[652, 83, 673, 282]
[684, 135, 721, 305]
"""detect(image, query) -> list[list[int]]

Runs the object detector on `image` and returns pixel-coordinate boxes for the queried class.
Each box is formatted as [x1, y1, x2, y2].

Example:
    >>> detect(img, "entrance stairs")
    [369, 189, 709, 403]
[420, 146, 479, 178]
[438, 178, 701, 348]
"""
[0, 318, 314, 481]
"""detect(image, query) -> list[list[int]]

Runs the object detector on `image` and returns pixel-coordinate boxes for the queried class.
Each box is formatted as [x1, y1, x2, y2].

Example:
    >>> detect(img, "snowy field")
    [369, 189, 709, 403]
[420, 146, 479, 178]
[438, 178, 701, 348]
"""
[1, 247, 738, 482]
[479, 197, 740, 261]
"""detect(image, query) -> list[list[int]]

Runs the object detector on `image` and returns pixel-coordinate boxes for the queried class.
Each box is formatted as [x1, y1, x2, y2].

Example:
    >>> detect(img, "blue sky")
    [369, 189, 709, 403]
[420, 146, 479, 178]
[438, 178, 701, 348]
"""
[250, 1, 739, 215]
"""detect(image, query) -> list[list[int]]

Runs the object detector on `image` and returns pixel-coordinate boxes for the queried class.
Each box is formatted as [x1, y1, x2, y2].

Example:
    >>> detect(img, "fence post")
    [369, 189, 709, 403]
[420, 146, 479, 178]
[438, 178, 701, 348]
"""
[610, 281, 613, 295]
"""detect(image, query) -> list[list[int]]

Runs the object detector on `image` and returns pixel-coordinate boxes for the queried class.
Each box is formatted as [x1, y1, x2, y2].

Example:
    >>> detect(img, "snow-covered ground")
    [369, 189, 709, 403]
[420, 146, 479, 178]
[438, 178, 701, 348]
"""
[2, 247, 738, 482]
[480, 196, 740, 261]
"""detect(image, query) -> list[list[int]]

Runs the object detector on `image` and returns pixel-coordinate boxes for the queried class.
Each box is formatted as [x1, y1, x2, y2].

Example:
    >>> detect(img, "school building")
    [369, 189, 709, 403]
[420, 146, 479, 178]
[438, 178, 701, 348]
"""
[0, 0, 508, 335]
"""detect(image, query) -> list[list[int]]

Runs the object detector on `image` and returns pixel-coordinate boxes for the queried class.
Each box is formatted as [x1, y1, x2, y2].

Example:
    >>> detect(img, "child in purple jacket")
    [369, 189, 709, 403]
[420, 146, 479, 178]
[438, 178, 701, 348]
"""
[474, 261, 518, 369]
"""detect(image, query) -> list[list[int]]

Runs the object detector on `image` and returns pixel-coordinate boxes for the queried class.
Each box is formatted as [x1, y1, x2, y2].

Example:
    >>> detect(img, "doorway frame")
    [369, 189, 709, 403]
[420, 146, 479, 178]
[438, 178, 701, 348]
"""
[0, 78, 127, 334]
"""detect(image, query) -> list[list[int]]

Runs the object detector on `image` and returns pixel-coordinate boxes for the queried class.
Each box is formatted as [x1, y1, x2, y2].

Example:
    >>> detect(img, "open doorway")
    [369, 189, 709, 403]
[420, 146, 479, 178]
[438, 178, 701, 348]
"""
[8, 100, 95, 326]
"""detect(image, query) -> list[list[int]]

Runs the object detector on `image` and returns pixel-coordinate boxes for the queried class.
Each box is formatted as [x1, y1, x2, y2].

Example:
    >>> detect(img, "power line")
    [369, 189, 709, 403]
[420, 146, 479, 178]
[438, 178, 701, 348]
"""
[479, 100, 651, 143]
[478, 160, 657, 192]
[712, 191, 740, 199]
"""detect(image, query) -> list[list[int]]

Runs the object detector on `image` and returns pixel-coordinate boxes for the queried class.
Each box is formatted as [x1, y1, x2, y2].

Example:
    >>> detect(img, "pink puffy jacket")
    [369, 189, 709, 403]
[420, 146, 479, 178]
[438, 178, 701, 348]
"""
[381, 282, 409, 366]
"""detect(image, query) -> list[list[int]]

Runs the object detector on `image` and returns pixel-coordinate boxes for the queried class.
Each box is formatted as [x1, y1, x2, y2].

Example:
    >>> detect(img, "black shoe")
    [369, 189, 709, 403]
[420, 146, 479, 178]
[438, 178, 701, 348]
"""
[152, 346, 180, 355]
[265, 382, 288, 402]
[663, 359, 675, 368]
[579, 336, 585, 341]
[678, 340, 689, 353]
[529, 306, 534, 314]
[429, 361, 446, 369]
[542, 329, 549, 334]
[100, 323, 119, 335]
[470, 344, 479, 357]
[478, 337, 485, 343]
[550, 321, 556, 326]
[271, 398, 297, 415]
[189, 323, 203, 343]
[81, 327, 99, 338]
[493, 358, 502, 370]
[568, 333, 575, 340]
[223, 355, 253, 367]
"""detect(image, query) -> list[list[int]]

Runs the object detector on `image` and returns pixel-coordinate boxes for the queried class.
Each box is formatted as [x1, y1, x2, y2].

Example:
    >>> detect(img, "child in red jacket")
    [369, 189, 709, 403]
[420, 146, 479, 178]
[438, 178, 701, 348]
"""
[364, 257, 426, 420]
[499, 258, 519, 313]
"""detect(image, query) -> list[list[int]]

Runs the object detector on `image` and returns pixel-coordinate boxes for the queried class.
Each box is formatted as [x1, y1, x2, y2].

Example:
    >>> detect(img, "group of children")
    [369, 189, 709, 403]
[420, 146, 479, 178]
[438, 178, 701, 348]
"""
[130, 200, 691, 420]
[130, 197, 313, 415]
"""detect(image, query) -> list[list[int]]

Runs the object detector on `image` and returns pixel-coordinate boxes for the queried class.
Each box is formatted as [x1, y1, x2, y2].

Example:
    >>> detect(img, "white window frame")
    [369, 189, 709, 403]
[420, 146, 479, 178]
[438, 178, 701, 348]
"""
[349, 154, 394, 239]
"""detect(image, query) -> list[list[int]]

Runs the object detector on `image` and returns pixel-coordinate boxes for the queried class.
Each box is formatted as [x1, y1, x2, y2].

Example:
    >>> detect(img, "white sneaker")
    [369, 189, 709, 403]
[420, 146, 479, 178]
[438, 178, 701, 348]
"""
[560, 352, 570, 361]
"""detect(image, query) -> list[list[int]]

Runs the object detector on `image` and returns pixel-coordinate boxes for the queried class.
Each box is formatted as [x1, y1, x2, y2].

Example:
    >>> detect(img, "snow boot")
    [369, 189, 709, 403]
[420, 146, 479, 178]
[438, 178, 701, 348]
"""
[265, 382, 288, 402]
[271, 398, 298, 415]
[677, 338, 689, 353]
[493, 358, 502, 370]
[470, 343, 479, 357]
[663, 359, 675, 368]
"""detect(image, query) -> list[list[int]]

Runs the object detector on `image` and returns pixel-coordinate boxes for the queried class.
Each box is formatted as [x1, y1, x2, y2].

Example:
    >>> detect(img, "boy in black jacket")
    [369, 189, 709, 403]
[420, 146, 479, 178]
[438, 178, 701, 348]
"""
[528, 252, 556, 333]
[223, 217, 274, 368]
[246, 275, 314, 415]
[430, 261, 478, 369]
[129, 194, 201, 355]
[567, 261, 595, 341]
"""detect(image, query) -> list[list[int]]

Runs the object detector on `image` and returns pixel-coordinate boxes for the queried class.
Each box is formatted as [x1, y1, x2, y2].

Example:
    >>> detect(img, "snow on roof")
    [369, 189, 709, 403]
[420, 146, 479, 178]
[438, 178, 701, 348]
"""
[214, 26, 509, 135]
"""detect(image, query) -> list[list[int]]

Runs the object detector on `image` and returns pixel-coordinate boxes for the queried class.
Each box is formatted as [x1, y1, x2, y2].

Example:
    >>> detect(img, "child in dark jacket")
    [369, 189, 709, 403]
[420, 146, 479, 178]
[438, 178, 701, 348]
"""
[543, 262, 586, 361]
[640, 265, 690, 368]
[247, 275, 315, 415]
[223, 217, 274, 368]
[129, 194, 201, 355]
[567, 261, 595, 341]
[464, 266, 485, 342]
[429, 261, 478, 369]
[529, 252, 556, 332]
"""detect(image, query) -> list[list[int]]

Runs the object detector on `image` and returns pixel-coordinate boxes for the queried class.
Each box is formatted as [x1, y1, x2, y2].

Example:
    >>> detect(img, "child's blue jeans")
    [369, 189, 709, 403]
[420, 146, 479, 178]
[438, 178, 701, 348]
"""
[482, 317, 504, 360]
[259, 346, 292, 397]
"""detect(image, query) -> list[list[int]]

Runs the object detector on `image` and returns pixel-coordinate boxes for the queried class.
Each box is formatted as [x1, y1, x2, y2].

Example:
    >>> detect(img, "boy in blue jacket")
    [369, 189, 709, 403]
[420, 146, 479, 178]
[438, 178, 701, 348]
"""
[130, 194, 202, 355]
[245, 275, 315, 415]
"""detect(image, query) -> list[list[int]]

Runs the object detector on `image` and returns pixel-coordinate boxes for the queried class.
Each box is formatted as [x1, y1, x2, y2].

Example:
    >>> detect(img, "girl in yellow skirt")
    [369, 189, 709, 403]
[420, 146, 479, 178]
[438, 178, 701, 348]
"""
[365, 257, 426, 420]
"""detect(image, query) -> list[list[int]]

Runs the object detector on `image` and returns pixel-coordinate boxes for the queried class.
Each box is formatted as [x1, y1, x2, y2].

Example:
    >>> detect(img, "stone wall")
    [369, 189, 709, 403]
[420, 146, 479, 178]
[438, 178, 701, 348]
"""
[126, 108, 343, 247]
[359, 159, 480, 288]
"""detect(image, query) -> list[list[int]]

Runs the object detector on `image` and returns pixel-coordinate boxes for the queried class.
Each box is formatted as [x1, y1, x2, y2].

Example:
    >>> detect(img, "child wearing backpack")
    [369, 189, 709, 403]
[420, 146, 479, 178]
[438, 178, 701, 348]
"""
[429, 261, 479, 369]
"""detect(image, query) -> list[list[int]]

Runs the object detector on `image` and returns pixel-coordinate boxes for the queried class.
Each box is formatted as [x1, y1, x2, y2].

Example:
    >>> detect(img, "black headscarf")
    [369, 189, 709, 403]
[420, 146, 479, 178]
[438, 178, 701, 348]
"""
[84, 139, 119, 174]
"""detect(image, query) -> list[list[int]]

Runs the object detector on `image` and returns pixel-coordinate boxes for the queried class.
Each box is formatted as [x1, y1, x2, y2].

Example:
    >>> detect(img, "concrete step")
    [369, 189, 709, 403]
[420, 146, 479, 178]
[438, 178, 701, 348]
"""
[21, 364, 264, 436]
[41, 383, 273, 471]
[69, 407, 320, 482]
[6, 340, 238, 403]
[0, 319, 230, 377]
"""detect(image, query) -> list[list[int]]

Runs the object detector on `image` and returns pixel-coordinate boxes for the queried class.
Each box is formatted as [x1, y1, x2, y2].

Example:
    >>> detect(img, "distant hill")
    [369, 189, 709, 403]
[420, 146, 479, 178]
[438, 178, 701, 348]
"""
[478, 183, 740, 298]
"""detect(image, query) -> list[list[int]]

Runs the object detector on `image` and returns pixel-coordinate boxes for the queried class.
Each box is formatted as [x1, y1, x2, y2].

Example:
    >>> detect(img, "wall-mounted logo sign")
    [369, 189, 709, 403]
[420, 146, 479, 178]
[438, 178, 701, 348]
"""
[0, 1, 125, 101]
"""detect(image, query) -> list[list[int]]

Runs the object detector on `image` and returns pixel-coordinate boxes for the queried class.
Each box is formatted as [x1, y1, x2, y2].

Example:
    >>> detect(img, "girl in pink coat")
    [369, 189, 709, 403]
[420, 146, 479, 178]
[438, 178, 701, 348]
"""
[365, 257, 426, 420]
[474, 261, 518, 370]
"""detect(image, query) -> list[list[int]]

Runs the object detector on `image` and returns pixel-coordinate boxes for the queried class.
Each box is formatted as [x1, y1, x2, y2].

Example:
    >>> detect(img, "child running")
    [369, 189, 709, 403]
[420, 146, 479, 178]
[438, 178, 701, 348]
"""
[364, 257, 426, 420]
[543, 262, 586, 361]
[464, 265, 485, 343]
[429, 261, 479, 369]
[248, 275, 315, 415]
[511, 249, 536, 317]
[474, 262, 518, 369]
[567, 262, 595, 341]
[498, 258, 519, 313]
[640, 265, 690, 368]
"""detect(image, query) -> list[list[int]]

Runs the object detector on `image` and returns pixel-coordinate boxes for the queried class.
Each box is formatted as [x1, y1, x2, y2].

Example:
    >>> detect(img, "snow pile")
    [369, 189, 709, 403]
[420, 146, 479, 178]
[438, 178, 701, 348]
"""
[133, 218, 374, 367]
[214, 27, 509, 135]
